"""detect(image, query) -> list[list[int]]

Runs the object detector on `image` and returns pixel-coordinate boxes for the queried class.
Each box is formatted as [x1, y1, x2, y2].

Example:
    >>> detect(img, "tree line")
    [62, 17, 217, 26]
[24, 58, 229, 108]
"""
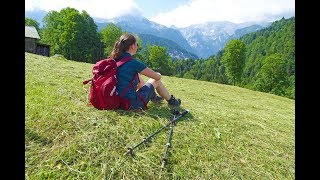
[25, 7, 294, 99]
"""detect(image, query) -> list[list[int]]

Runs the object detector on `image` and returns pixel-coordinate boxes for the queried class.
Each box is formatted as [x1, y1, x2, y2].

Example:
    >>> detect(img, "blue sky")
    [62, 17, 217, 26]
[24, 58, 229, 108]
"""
[134, 0, 191, 18]
[25, 0, 295, 28]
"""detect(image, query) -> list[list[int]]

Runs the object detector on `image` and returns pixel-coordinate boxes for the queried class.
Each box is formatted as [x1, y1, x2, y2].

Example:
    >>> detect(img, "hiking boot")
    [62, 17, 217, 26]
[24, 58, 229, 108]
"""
[151, 95, 164, 104]
[167, 95, 181, 108]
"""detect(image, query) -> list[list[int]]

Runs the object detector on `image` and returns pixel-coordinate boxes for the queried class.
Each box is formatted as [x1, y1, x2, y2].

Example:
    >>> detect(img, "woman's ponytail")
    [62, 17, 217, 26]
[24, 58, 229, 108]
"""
[110, 33, 137, 60]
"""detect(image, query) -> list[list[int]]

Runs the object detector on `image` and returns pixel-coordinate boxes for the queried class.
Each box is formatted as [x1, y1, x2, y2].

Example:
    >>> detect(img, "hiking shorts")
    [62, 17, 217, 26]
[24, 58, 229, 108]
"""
[129, 82, 156, 110]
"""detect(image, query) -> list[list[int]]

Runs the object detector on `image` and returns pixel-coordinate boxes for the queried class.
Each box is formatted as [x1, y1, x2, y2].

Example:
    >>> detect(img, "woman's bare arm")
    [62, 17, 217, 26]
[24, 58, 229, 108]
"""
[140, 67, 161, 80]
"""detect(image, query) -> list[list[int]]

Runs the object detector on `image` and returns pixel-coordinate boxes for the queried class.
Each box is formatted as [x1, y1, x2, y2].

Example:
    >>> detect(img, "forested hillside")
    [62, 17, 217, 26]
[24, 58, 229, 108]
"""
[138, 33, 198, 60]
[241, 17, 295, 98]
[172, 17, 295, 99]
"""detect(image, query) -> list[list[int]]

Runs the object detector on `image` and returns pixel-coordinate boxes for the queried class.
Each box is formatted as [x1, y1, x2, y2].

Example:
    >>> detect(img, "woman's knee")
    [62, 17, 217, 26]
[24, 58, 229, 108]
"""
[146, 78, 161, 88]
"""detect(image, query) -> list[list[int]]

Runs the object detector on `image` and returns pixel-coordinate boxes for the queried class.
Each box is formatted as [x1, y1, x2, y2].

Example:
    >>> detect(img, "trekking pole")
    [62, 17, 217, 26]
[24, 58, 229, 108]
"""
[124, 123, 169, 156]
[161, 109, 189, 167]
[161, 121, 174, 168]
[124, 109, 189, 156]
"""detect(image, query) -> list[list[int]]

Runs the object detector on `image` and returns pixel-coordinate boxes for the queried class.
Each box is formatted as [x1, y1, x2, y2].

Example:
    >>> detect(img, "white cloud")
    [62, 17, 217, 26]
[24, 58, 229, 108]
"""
[25, 0, 142, 19]
[150, 0, 295, 28]
[25, 0, 295, 28]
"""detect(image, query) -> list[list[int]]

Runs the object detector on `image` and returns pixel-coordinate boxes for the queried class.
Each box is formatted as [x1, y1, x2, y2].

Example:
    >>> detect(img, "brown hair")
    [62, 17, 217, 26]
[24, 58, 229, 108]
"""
[110, 33, 137, 60]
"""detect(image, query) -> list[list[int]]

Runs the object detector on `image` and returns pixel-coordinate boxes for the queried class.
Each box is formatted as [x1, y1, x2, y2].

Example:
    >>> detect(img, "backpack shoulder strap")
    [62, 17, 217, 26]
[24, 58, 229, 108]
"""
[119, 73, 138, 98]
[116, 56, 133, 67]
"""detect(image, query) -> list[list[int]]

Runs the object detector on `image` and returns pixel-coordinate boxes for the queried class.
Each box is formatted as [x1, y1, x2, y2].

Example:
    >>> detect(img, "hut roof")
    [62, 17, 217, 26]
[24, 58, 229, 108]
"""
[25, 26, 40, 39]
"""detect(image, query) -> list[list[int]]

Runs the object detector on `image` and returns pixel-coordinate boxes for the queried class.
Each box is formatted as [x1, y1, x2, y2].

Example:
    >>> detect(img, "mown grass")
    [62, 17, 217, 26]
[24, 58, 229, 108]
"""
[25, 52, 294, 179]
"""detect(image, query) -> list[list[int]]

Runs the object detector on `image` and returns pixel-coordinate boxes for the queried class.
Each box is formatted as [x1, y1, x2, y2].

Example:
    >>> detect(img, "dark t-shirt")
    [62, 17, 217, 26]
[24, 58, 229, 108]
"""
[116, 52, 147, 100]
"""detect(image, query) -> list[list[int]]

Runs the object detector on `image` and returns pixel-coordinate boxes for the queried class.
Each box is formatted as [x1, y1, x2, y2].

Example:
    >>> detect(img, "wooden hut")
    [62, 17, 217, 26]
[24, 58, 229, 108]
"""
[36, 43, 50, 57]
[25, 26, 50, 57]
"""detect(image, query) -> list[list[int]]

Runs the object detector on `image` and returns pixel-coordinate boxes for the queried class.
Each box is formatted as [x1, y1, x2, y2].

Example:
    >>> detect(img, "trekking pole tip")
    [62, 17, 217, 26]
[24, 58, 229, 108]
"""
[161, 161, 165, 168]
[161, 158, 167, 168]
[124, 148, 133, 156]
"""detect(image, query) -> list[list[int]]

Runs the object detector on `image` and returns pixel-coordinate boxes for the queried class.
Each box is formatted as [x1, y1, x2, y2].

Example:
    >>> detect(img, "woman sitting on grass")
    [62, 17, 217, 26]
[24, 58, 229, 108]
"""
[110, 33, 181, 111]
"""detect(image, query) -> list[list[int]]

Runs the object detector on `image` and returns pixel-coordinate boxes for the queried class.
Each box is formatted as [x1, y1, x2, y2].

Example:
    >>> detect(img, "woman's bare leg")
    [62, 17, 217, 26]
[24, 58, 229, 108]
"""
[146, 78, 171, 100]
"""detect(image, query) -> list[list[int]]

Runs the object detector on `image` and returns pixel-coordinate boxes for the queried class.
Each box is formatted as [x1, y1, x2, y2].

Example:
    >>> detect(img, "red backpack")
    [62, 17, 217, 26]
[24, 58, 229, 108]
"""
[83, 57, 135, 110]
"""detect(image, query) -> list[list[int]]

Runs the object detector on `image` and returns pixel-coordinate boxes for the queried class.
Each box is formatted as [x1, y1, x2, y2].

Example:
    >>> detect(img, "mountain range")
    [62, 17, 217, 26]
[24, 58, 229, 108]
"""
[95, 15, 273, 59]
[26, 10, 276, 59]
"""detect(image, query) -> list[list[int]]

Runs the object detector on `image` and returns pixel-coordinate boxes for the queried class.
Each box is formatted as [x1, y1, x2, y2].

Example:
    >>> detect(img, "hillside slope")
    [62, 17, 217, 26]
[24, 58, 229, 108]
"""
[25, 53, 294, 179]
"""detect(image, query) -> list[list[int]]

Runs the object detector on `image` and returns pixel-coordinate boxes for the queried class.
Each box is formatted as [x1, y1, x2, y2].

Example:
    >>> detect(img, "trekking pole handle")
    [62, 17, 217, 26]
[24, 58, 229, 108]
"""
[172, 110, 189, 121]
[181, 110, 189, 116]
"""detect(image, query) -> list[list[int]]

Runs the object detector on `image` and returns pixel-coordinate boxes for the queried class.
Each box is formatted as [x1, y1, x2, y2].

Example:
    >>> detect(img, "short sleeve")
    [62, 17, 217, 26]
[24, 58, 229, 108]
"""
[131, 59, 147, 73]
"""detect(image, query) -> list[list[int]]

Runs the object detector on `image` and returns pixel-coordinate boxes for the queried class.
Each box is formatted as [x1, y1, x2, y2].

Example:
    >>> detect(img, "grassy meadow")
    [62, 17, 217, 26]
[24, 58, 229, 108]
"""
[25, 52, 295, 179]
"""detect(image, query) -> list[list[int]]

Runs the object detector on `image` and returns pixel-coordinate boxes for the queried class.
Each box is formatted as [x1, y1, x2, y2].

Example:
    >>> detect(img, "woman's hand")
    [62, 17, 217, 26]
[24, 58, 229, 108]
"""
[136, 73, 145, 90]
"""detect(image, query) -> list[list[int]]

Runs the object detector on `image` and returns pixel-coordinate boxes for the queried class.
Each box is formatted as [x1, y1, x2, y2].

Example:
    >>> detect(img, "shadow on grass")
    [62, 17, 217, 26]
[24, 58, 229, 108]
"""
[25, 128, 53, 146]
[114, 103, 195, 124]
